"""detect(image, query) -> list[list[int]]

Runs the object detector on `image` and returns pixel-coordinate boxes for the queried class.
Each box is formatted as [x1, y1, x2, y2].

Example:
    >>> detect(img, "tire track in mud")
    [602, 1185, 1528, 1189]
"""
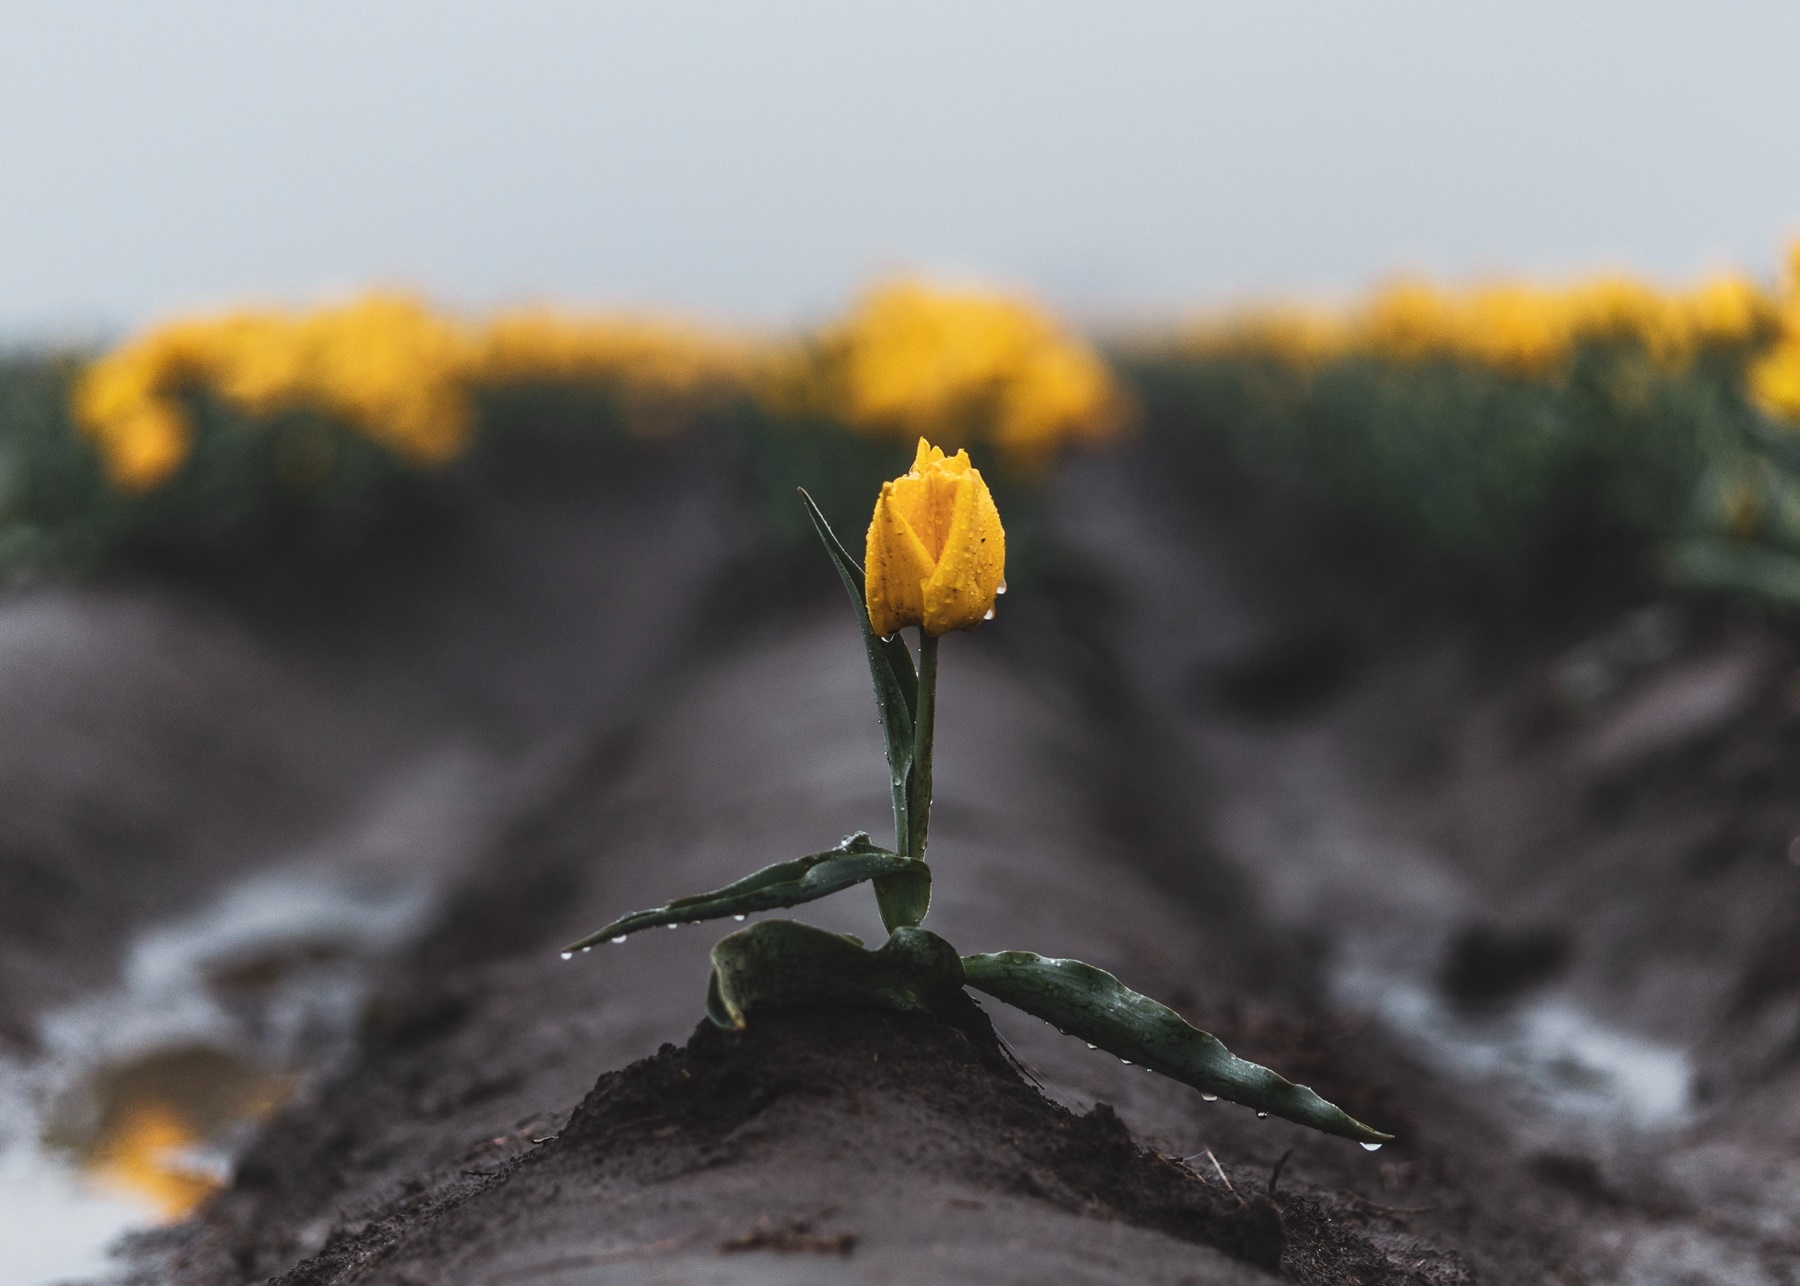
[128, 602, 1453, 1284]
[0, 451, 738, 1285]
[1048, 443, 1800, 1284]
[114, 450, 1468, 1283]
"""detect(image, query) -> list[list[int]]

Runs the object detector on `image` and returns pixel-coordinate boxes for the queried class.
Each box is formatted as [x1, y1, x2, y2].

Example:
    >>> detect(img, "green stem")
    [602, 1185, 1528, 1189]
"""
[909, 630, 938, 860]
[874, 630, 936, 934]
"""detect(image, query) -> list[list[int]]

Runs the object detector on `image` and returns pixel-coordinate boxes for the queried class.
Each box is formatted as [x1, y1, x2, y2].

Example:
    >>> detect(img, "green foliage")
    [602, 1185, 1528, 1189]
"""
[0, 357, 120, 576]
[1121, 341, 1768, 582]
[0, 355, 423, 576]
[0, 356, 1054, 599]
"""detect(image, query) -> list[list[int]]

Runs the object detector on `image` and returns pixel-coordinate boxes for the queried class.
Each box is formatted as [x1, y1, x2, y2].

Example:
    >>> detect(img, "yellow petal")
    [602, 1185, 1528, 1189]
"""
[885, 459, 962, 561]
[922, 460, 1005, 634]
[865, 481, 937, 637]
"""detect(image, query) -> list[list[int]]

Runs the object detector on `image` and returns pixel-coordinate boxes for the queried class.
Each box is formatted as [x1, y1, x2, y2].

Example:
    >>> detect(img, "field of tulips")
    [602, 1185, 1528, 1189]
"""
[9, 247, 1800, 611]
[1131, 242, 1800, 602]
[12, 251, 1800, 1285]
[0, 283, 1121, 584]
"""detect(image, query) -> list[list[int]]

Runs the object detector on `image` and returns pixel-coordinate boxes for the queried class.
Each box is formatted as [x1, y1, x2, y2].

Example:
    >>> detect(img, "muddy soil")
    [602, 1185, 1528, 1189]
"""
[0, 445, 732, 1048]
[1045, 442, 1800, 1283]
[7, 435, 1800, 1284]
[117, 601, 1448, 1285]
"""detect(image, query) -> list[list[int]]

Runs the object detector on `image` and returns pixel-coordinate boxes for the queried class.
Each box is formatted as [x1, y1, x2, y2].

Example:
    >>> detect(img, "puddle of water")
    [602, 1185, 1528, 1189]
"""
[0, 1143, 146, 1286]
[1337, 957, 1692, 1132]
[44, 1044, 279, 1218]
[0, 872, 428, 1286]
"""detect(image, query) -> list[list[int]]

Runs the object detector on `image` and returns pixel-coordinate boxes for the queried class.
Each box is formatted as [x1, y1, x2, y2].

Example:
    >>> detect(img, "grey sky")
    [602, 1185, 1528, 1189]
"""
[3, 1, 1798, 338]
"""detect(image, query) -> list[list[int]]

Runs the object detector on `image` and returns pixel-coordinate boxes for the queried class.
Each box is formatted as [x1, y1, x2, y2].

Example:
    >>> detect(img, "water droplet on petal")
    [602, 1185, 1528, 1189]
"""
[996, 580, 1007, 595]
[611, 936, 628, 944]
[1256, 1112, 1269, 1119]
[1360, 1142, 1384, 1152]
[983, 607, 996, 621]
[734, 915, 746, 921]
[560, 952, 573, 961]
[1201, 1094, 1218, 1102]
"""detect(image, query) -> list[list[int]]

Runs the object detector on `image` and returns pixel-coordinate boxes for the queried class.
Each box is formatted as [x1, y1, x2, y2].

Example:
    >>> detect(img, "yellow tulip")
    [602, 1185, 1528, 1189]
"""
[865, 439, 1006, 637]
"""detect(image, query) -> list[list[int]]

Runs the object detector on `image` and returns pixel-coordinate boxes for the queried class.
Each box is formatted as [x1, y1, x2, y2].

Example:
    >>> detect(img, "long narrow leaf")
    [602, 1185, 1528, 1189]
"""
[798, 487, 916, 765]
[963, 951, 1392, 1145]
[563, 834, 925, 952]
[878, 632, 919, 720]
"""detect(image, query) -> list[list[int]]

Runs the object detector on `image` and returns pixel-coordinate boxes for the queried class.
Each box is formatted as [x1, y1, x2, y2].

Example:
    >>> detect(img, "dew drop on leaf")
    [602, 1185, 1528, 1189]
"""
[1120, 1059, 1132, 1065]
[581, 946, 592, 953]
[1085, 1043, 1096, 1049]
[734, 915, 746, 921]
[1201, 1094, 1218, 1102]
[611, 936, 628, 944]
[1360, 1142, 1383, 1152]
[559, 952, 573, 961]
[1256, 1112, 1269, 1119]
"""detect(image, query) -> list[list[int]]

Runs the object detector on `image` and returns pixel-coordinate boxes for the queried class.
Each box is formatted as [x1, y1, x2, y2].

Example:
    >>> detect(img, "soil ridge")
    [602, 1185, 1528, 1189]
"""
[267, 1003, 1287, 1284]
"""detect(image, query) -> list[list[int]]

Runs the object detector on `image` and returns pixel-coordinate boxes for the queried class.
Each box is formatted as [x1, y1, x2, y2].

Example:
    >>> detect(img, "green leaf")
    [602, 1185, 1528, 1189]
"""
[962, 951, 1393, 1145]
[562, 833, 927, 953]
[798, 486, 918, 720]
[1665, 537, 1800, 609]
[799, 487, 929, 931]
[877, 632, 919, 721]
[706, 920, 966, 1030]
[1743, 414, 1800, 476]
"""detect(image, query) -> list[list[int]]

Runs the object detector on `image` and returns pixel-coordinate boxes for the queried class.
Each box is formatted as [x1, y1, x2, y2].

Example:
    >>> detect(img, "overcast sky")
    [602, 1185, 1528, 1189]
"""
[4, 1, 1798, 339]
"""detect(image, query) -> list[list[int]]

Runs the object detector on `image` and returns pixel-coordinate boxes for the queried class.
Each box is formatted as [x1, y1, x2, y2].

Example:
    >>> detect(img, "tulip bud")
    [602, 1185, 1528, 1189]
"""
[865, 439, 1006, 637]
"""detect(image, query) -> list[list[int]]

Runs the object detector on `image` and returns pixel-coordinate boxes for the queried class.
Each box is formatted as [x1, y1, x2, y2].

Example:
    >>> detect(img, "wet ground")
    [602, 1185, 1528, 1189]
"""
[4, 438, 1799, 1283]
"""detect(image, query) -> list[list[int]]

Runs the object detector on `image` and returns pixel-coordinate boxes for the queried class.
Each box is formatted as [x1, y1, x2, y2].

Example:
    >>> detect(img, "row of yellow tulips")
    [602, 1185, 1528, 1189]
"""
[73, 283, 1129, 492]
[1177, 240, 1800, 417]
[72, 241, 1800, 501]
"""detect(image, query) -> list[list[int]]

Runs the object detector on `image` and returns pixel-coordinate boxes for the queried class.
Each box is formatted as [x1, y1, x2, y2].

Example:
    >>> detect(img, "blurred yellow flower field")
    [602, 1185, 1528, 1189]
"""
[1180, 267, 1779, 379]
[1747, 242, 1800, 427]
[72, 283, 1127, 493]
[772, 282, 1128, 463]
[25, 236, 1800, 607]
[72, 295, 755, 491]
